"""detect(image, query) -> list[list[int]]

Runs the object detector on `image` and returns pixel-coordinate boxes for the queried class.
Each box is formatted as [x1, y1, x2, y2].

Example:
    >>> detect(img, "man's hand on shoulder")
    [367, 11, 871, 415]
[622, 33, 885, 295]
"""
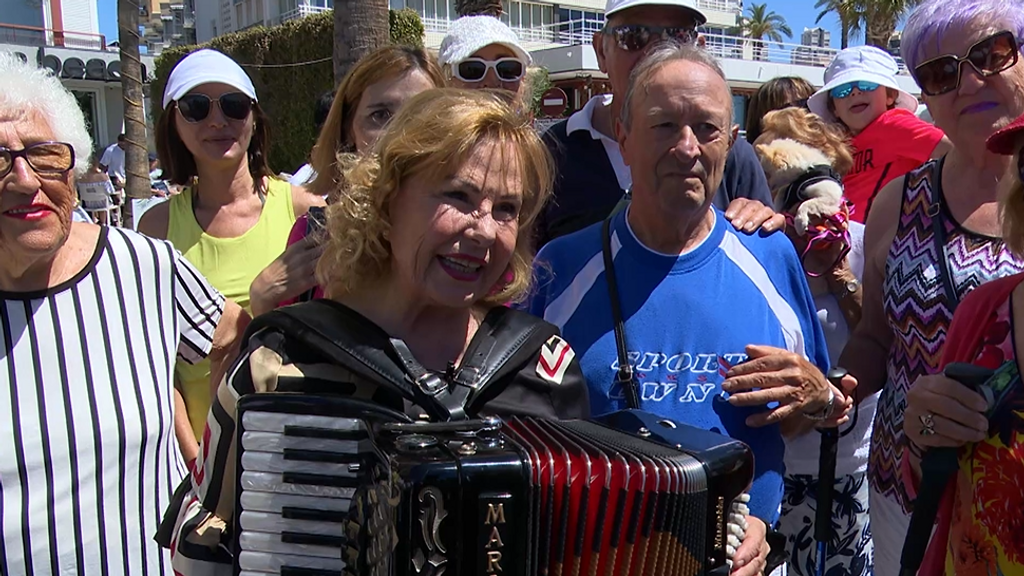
[724, 198, 785, 234]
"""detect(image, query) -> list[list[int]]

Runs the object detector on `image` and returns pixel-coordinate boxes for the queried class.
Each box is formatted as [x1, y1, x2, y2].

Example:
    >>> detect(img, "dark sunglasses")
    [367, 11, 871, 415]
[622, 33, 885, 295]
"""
[605, 24, 698, 52]
[0, 141, 75, 178]
[454, 57, 525, 83]
[914, 31, 1019, 96]
[176, 92, 254, 123]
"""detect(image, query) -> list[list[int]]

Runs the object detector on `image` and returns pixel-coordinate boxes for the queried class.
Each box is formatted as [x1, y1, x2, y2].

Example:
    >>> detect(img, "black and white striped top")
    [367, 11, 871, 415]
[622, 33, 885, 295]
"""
[0, 226, 225, 575]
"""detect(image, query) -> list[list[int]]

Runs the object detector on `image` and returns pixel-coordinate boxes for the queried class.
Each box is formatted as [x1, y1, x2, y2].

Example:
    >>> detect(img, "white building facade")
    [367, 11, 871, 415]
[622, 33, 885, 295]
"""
[1, 0, 156, 154]
[195, 0, 333, 43]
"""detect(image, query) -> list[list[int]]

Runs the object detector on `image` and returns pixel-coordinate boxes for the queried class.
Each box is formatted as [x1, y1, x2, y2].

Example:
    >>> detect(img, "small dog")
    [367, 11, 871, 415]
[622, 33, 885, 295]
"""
[755, 138, 845, 236]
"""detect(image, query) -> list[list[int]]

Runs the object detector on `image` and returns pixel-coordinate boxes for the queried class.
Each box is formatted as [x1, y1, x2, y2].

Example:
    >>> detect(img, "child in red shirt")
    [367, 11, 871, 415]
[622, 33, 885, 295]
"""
[809, 46, 949, 222]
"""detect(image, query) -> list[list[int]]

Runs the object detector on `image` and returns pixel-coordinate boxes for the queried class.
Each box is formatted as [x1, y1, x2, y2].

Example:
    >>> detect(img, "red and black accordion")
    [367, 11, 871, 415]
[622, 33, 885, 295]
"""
[232, 395, 754, 576]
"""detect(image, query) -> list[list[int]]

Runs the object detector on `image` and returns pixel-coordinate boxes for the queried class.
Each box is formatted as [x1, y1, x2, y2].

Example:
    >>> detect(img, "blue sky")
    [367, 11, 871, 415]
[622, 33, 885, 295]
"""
[769, 0, 856, 48]
[97, 0, 117, 44]
[94, 0, 854, 49]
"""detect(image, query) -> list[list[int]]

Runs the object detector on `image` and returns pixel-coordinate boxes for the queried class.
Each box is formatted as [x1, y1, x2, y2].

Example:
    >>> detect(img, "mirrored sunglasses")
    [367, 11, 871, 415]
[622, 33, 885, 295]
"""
[914, 31, 1019, 97]
[606, 24, 698, 52]
[454, 57, 525, 83]
[176, 92, 254, 123]
[829, 81, 881, 99]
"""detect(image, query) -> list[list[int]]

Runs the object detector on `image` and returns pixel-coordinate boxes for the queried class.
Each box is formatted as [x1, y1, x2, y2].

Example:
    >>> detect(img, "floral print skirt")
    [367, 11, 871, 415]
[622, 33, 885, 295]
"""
[778, 471, 873, 576]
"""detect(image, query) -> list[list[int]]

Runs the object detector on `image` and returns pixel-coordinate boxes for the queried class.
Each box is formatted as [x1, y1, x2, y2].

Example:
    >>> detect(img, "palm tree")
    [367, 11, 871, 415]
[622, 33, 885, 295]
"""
[333, 0, 390, 82]
[734, 3, 793, 61]
[860, 0, 921, 50]
[814, 0, 863, 49]
[455, 0, 504, 17]
[117, 0, 149, 206]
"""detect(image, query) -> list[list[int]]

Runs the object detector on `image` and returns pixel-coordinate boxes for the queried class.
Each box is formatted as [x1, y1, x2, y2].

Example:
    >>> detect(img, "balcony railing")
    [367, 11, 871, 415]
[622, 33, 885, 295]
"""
[700, 32, 911, 74]
[421, 16, 911, 75]
[696, 0, 742, 14]
[279, 5, 330, 23]
[0, 23, 106, 51]
[423, 16, 600, 46]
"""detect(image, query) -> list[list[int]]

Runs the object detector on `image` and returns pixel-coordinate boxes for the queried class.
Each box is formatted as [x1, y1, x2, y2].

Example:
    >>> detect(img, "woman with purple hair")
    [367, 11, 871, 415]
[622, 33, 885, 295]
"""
[837, 0, 1024, 573]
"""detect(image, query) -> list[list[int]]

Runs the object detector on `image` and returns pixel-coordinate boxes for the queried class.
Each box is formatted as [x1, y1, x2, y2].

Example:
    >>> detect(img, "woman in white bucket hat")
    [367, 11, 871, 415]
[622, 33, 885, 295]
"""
[439, 15, 532, 99]
[808, 45, 950, 223]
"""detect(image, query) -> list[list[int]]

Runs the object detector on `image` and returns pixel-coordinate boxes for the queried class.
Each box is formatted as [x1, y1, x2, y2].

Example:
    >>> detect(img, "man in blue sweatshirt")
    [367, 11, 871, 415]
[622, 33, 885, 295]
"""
[537, 0, 779, 247]
[528, 42, 852, 576]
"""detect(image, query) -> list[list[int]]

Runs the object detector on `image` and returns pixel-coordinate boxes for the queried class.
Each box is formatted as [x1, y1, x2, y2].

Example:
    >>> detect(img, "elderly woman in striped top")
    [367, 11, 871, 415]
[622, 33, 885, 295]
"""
[0, 53, 248, 575]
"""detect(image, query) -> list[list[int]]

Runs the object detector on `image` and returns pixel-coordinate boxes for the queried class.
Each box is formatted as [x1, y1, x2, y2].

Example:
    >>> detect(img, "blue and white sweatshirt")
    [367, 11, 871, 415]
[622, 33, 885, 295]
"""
[526, 208, 830, 524]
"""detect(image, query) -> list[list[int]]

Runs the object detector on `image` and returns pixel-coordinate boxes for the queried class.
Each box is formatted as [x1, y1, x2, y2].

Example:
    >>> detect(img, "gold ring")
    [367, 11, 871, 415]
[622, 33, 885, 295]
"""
[919, 413, 936, 436]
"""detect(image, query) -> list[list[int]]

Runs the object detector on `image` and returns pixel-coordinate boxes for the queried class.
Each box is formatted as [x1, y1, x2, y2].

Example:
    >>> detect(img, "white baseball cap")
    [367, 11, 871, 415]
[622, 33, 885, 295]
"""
[808, 45, 918, 122]
[439, 16, 532, 67]
[162, 49, 258, 109]
[604, 0, 707, 26]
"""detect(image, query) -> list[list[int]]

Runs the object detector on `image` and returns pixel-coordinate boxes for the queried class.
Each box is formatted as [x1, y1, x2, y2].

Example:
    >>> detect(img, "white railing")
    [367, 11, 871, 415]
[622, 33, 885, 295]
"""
[423, 16, 601, 46]
[421, 15, 912, 75]
[700, 32, 912, 74]
[696, 0, 742, 14]
[279, 4, 329, 23]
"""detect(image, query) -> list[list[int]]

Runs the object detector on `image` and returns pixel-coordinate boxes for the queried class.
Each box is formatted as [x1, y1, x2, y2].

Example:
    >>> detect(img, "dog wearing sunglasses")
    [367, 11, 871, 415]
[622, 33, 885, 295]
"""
[753, 108, 855, 235]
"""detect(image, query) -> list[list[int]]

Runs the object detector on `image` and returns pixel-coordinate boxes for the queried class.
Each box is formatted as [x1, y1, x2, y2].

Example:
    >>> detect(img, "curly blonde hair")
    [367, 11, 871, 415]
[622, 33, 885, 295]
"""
[1000, 152, 1024, 257]
[317, 88, 554, 306]
[754, 107, 856, 176]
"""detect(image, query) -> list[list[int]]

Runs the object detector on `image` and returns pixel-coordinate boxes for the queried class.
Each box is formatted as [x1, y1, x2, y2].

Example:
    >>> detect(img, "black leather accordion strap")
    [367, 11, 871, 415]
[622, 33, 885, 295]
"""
[389, 337, 472, 421]
[601, 194, 642, 410]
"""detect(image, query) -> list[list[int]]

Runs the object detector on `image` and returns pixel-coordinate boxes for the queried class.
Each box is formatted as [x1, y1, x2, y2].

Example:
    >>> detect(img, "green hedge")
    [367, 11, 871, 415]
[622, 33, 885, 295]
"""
[151, 9, 424, 174]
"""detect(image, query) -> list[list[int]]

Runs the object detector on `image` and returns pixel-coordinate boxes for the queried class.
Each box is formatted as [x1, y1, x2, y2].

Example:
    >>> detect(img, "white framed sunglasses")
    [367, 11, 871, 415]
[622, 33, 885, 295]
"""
[453, 57, 526, 83]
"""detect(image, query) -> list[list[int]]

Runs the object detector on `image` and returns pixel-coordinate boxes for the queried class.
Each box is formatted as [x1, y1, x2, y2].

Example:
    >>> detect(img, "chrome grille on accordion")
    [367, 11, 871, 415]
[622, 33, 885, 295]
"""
[232, 394, 754, 576]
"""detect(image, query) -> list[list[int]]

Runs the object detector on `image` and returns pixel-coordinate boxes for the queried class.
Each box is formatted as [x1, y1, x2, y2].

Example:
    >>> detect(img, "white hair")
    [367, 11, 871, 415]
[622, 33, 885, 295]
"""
[0, 52, 93, 176]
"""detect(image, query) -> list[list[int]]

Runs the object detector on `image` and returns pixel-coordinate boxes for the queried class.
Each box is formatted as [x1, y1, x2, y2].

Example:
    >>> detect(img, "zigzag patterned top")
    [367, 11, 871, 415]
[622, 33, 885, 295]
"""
[869, 158, 1024, 512]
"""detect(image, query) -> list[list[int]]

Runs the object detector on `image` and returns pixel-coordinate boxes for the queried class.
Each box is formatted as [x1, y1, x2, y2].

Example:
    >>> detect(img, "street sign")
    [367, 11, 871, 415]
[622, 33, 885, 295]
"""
[540, 87, 568, 117]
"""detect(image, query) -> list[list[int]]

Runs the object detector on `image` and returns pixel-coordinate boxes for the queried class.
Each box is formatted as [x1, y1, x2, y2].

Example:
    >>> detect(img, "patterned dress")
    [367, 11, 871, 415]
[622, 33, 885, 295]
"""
[869, 158, 1024, 574]
[938, 290, 1024, 575]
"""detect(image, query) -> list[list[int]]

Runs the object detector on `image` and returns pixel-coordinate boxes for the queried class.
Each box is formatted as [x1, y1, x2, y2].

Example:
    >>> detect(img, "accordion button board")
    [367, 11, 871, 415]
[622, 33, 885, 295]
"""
[233, 394, 754, 576]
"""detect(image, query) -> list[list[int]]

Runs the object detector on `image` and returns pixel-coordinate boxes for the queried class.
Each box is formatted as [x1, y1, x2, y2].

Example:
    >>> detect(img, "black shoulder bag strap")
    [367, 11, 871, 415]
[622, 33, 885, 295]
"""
[927, 157, 960, 311]
[601, 192, 642, 409]
[862, 161, 892, 221]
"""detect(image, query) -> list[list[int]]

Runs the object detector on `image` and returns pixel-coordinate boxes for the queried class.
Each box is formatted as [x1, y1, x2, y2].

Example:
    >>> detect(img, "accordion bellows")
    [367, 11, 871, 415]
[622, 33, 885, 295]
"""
[232, 395, 755, 576]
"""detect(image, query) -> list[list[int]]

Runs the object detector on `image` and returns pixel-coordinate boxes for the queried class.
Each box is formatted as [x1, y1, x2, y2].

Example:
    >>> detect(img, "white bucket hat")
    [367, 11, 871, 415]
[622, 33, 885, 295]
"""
[162, 49, 258, 109]
[808, 45, 918, 123]
[604, 0, 707, 26]
[439, 16, 532, 67]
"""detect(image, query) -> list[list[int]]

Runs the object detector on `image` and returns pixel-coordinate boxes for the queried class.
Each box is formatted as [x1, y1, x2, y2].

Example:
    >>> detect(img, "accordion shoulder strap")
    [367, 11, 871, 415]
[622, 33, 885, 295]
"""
[245, 300, 451, 421]
[245, 301, 557, 421]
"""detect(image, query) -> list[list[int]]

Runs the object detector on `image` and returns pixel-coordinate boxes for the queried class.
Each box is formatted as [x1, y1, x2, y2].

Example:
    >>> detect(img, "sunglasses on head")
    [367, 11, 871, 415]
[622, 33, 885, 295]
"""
[829, 81, 881, 99]
[453, 57, 525, 83]
[176, 92, 254, 123]
[0, 141, 74, 179]
[605, 24, 698, 52]
[914, 30, 1019, 96]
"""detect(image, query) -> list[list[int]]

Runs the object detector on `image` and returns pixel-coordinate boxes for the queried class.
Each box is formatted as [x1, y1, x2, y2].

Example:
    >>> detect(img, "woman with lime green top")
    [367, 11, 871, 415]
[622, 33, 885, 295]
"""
[138, 49, 323, 464]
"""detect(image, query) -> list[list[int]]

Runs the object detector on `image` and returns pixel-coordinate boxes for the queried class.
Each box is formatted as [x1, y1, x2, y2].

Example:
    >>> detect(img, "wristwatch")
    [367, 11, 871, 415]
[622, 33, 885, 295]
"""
[835, 279, 860, 300]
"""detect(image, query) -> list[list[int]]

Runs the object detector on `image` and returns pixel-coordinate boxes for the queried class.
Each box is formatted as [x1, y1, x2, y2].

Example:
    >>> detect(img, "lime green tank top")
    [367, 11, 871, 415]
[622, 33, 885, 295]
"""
[167, 178, 296, 438]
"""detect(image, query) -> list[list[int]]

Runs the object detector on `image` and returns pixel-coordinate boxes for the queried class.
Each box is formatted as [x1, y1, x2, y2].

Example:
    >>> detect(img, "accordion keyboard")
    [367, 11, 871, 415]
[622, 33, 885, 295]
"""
[235, 409, 367, 576]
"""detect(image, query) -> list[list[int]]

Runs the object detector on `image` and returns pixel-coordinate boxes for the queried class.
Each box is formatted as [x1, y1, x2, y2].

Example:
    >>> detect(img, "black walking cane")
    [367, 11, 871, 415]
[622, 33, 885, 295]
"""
[816, 367, 857, 576]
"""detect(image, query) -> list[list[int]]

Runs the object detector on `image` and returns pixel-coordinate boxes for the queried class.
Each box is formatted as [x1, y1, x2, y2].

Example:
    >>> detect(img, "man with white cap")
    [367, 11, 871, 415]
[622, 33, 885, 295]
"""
[807, 45, 949, 222]
[439, 15, 532, 97]
[537, 0, 780, 248]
